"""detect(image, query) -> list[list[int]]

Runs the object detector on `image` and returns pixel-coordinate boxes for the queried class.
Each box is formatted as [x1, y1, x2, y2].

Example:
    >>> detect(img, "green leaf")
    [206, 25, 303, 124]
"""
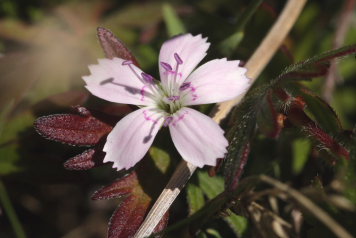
[224, 212, 248, 237]
[197, 171, 224, 199]
[218, 0, 262, 56]
[292, 138, 311, 174]
[206, 229, 223, 238]
[149, 147, 171, 173]
[186, 183, 205, 215]
[219, 31, 244, 56]
[274, 44, 356, 83]
[162, 3, 186, 37]
[223, 85, 266, 189]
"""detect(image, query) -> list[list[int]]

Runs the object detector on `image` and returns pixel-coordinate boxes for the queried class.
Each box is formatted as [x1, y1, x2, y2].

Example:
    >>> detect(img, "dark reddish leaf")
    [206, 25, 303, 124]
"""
[108, 196, 169, 238]
[96, 171, 169, 238]
[229, 143, 251, 190]
[92, 172, 138, 200]
[257, 91, 285, 138]
[305, 125, 350, 160]
[153, 211, 169, 234]
[97, 27, 140, 66]
[286, 98, 349, 160]
[64, 145, 106, 170]
[34, 110, 113, 146]
[108, 195, 148, 238]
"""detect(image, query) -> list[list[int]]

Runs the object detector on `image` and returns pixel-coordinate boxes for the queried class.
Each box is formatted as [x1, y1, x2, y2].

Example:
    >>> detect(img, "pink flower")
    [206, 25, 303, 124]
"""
[83, 34, 250, 170]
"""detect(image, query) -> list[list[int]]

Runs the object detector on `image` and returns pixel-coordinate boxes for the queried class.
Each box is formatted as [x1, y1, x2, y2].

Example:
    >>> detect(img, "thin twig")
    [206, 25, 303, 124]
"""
[133, 0, 307, 237]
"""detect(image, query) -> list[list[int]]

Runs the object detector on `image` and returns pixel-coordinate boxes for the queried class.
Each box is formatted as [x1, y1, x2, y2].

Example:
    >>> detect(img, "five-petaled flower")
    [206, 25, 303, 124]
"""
[83, 34, 250, 170]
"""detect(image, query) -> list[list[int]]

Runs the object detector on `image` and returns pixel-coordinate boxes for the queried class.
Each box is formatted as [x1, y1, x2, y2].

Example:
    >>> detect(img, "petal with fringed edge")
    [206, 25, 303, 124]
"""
[181, 58, 250, 106]
[103, 107, 164, 170]
[169, 107, 228, 167]
[158, 34, 210, 89]
[83, 58, 156, 106]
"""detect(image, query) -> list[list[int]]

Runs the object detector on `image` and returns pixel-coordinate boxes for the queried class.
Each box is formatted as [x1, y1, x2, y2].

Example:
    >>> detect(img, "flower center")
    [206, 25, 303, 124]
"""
[120, 54, 196, 126]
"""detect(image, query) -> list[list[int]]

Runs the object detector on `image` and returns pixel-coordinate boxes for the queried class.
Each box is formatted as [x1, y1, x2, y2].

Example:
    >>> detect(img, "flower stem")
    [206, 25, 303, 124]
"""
[0, 180, 27, 238]
[134, 0, 307, 237]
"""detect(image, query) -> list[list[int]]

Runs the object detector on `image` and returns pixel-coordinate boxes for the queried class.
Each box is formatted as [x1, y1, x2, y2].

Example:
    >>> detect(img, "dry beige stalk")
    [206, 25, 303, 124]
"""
[134, 0, 307, 237]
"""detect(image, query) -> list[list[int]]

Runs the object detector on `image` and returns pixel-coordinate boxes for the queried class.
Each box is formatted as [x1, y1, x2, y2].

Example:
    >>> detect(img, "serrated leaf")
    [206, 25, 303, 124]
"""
[186, 183, 205, 215]
[162, 3, 186, 37]
[34, 111, 113, 147]
[97, 27, 140, 66]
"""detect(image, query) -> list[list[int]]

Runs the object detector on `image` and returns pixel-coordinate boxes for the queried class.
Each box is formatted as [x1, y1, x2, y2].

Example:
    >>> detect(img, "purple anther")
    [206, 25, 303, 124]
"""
[122, 60, 133, 65]
[174, 53, 183, 64]
[160, 62, 173, 71]
[163, 116, 173, 127]
[167, 96, 180, 101]
[179, 82, 191, 91]
[141, 72, 154, 83]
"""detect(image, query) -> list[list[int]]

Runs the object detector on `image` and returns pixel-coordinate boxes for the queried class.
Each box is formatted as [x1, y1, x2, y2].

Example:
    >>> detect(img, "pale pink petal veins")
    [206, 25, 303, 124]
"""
[181, 58, 250, 105]
[83, 58, 156, 106]
[103, 107, 164, 170]
[158, 34, 210, 88]
[169, 107, 228, 167]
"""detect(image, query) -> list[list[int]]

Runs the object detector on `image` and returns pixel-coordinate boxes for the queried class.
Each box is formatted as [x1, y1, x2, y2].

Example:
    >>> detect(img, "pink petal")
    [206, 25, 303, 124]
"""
[83, 58, 156, 106]
[169, 108, 228, 167]
[103, 107, 164, 170]
[159, 34, 210, 88]
[181, 59, 250, 105]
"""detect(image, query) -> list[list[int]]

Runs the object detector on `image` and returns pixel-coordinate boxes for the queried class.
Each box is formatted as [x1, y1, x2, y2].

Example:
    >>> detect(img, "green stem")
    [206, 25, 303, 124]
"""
[0, 180, 27, 238]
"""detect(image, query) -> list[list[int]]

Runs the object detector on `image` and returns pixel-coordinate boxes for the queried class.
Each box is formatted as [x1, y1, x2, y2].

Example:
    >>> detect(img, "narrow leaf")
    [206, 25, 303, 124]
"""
[276, 44, 356, 82]
[97, 27, 140, 66]
[162, 3, 186, 37]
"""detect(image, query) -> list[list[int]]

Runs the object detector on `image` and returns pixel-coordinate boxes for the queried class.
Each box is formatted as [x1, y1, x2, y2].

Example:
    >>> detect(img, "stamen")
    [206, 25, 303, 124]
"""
[167, 96, 180, 101]
[174, 53, 183, 64]
[163, 116, 173, 127]
[141, 72, 154, 83]
[140, 86, 147, 101]
[160, 62, 173, 71]
[122, 60, 133, 65]
[179, 82, 191, 90]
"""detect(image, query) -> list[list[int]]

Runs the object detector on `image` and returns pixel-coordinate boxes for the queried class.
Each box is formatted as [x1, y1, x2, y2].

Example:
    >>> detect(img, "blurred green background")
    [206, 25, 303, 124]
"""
[0, 0, 355, 237]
